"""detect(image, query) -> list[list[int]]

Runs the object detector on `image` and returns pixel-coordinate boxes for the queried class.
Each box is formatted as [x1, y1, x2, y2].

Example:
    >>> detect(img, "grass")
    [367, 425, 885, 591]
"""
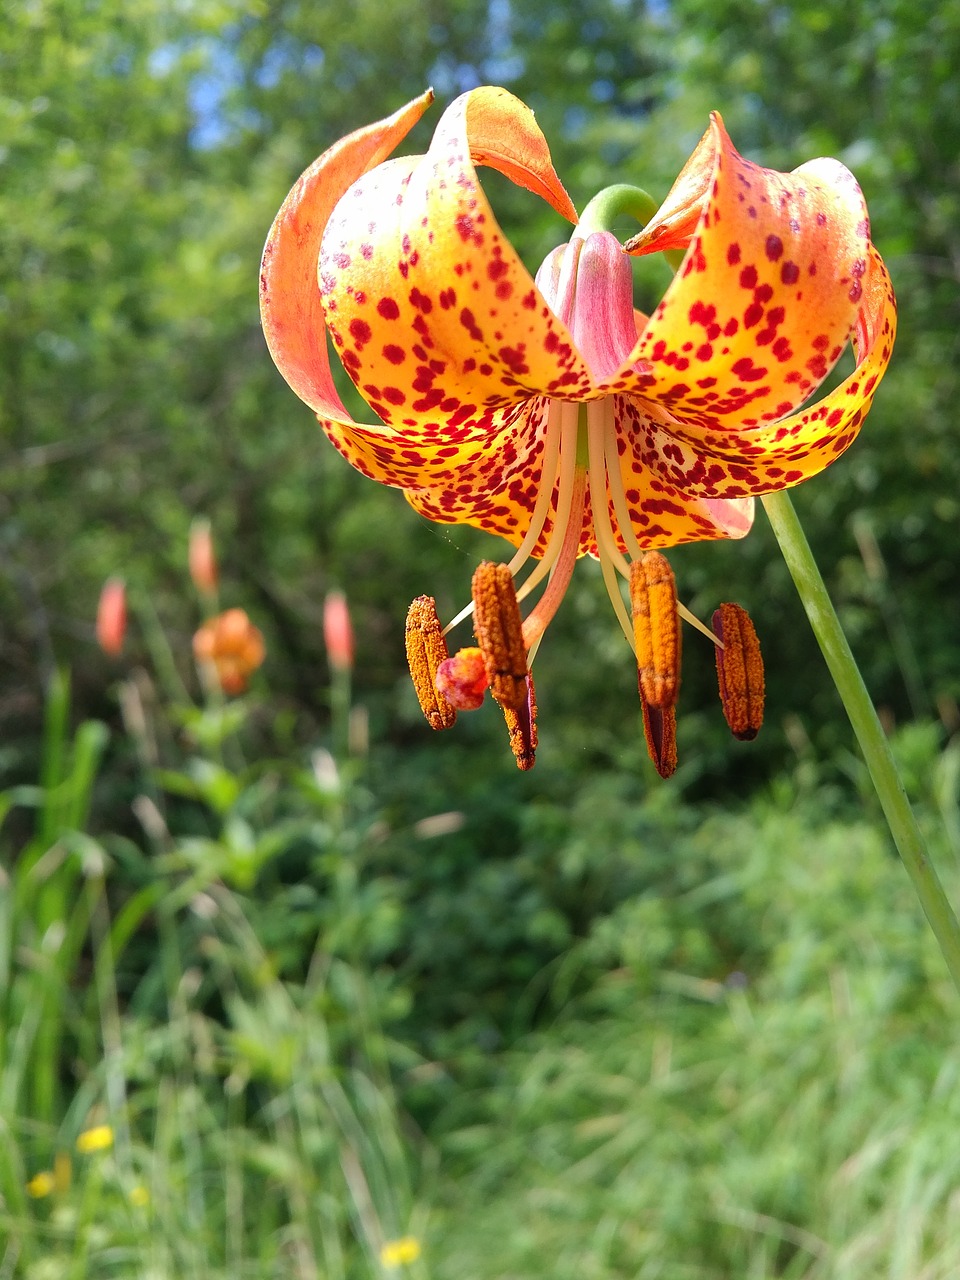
[3, 667, 960, 1278]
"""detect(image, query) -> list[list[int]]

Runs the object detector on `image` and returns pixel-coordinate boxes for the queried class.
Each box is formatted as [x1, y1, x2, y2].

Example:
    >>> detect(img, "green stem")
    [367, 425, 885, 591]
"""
[763, 489, 960, 993]
[577, 184, 659, 238]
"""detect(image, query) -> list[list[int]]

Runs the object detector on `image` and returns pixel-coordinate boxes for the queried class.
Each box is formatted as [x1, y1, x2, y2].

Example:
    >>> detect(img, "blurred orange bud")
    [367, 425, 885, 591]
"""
[188, 519, 218, 595]
[96, 577, 126, 657]
[323, 590, 354, 672]
[193, 608, 265, 694]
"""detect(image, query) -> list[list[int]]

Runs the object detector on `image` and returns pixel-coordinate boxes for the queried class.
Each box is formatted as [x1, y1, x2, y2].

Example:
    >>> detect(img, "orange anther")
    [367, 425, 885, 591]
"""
[630, 552, 681, 709]
[405, 596, 457, 730]
[471, 561, 529, 711]
[640, 687, 678, 779]
[712, 602, 764, 740]
[502, 672, 538, 770]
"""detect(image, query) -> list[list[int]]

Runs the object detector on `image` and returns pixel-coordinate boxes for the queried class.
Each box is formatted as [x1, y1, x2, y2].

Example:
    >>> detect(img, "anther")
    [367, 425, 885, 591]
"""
[502, 673, 538, 771]
[640, 689, 678, 779]
[630, 552, 681, 709]
[405, 596, 457, 730]
[471, 561, 529, 711]
[712, 603, 764, 741]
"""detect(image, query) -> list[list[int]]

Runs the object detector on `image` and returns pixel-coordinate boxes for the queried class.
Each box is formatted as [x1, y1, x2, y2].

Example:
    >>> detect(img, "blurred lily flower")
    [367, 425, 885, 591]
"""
[188, 518, 219, 596]
[193, 608, 265, 694]
[323, 589, 355, 672]
[261, 87, 895, 768]
[96, 577, 127, 657]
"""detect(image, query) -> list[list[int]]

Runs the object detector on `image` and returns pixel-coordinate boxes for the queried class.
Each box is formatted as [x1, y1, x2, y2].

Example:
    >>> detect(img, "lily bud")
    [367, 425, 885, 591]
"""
[188, 519, 218, 595]
[96, 577, 126, 657]
[323, 589, 354, 672]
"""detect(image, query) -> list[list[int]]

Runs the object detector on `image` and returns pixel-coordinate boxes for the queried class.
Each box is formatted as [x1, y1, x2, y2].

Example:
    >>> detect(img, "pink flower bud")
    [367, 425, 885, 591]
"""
[96, 578, 126, 657]
[323, 590, 354, 672]
[188, 519, 219, 595]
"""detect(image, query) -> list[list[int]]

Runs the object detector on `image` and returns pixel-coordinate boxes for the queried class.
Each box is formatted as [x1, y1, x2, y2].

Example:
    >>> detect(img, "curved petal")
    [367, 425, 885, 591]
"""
[458, 85, 578, 223]
[318, 88, 594, 429]
[260, 89, 434, 417]
[618, 114, 871, 429]
[607, 398, 757, 548]
[614, 245, 896, 500]
[400, 397, 560, 547]
[624, 122, 714, 256]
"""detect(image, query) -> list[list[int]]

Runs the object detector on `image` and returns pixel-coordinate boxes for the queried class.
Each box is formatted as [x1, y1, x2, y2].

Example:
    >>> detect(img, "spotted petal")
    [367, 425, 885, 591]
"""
[622, 114, 871, 431]
[261, 87, 587, 535]
[319, 87, 592, 433]
[611, 244, 896, 503]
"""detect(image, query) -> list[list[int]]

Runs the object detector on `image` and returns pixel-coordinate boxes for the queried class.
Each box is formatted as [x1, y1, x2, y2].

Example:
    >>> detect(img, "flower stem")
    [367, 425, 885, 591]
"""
[577, 184, 660, 238]
[762, 489, 960, 993]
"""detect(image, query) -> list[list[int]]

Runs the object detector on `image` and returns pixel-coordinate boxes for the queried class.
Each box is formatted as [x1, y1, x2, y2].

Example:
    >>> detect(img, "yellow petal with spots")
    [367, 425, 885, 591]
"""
[318, 88, 593, 432]
[612, 245, 895, 501]
[624, 113, 871, 428]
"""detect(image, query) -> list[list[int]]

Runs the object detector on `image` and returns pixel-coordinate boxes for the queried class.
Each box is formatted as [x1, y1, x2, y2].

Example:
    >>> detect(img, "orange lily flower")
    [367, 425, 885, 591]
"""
[260, 87, 895, 762]
[193, 608, 265, 695]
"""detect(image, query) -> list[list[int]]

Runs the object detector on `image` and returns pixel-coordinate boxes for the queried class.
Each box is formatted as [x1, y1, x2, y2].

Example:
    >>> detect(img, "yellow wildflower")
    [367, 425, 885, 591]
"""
[129, 1184, 150, 1207]
[76, 1124, 114, 1154]
[26, 1170, 55, 1199]
[380, 1236, 421, 1267]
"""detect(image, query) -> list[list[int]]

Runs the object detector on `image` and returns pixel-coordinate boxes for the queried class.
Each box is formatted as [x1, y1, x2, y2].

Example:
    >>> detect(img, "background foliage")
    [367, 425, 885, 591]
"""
[2, 0, 960, 1275]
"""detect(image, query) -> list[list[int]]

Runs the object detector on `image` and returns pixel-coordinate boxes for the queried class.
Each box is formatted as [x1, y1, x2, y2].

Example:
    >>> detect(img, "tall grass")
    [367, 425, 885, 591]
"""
[3, 664, 960, 1277]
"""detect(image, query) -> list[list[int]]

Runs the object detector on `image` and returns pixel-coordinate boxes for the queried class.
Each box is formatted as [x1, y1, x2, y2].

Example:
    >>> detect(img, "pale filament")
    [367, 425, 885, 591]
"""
[601, 398, 723, 649]
[442, 396, 566, 637]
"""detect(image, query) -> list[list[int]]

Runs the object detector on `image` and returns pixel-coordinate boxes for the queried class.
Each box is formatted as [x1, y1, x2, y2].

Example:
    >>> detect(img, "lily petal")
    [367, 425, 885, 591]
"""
[401, 397, 577, 553]
[624, 122, 715, 256]
[603, 397, 757, 548]
[456, 85, 578, 224]
[319, 88, 593, 432]
[622, 114, 871, 429]
[612, 245, 896, 501]
[260, 89, 434, 417]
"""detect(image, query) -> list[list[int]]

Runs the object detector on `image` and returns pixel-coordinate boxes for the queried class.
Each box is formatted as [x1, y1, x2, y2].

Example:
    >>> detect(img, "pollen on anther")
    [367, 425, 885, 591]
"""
[471, 561, 528, 711]
[712, 603, 764, 740]
[630, 552, 681, 709]
[640, 691, 678, 779]
[503, 672, 538, 770]
[405, 596, 457, 730]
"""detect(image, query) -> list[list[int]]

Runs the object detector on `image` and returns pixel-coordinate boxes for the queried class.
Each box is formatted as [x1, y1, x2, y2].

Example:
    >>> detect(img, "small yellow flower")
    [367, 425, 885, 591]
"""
[129, 1184, 149, 1207]
[26, 1170, 55, 1199]
[76, 1124, 114, 1154]
[380, 1236, 421, 1267]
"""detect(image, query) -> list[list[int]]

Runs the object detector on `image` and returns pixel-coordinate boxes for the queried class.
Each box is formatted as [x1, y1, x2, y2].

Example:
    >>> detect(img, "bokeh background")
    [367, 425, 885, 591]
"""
[3, 0, 960, 1275]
